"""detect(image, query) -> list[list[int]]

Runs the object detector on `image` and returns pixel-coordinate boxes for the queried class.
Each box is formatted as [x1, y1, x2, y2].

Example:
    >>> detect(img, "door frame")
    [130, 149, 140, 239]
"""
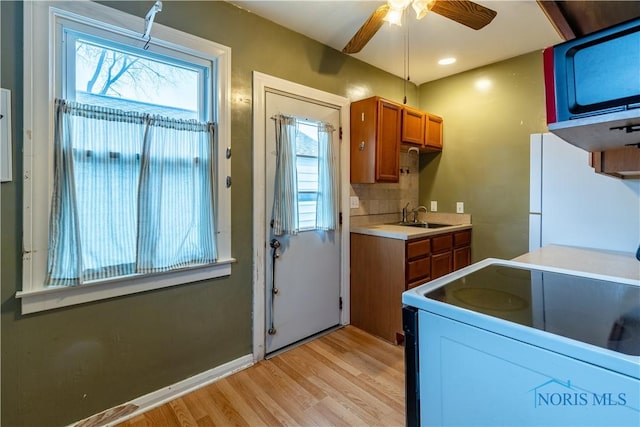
[252, 71, 351, 361]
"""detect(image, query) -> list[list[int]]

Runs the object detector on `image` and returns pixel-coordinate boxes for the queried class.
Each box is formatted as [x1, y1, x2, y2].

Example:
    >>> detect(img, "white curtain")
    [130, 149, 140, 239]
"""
[316, 122, 338, 231]
[46, 100, 85, 286]
[136, 118, 217, 273]
[46, 100, 217, 286]
[272, 114, 299, 236]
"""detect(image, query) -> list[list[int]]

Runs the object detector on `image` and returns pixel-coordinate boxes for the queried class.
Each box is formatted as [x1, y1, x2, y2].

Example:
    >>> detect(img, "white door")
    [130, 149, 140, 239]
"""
[264, 91, 341, 354]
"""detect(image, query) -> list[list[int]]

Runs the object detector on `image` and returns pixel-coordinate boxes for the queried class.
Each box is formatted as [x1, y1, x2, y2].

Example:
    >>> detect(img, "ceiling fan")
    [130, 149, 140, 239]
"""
[342, 0, 498, 54]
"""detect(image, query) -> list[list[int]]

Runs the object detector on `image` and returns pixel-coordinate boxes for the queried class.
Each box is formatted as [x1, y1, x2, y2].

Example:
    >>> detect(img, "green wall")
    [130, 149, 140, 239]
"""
[2, 2, 550, 424]
[0, 1, 413, 425]
[418, 51, 548, 261]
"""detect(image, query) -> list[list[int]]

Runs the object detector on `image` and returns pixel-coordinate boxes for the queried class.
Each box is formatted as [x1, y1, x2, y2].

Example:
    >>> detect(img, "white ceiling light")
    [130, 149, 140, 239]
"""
[438, 57, 457, 65]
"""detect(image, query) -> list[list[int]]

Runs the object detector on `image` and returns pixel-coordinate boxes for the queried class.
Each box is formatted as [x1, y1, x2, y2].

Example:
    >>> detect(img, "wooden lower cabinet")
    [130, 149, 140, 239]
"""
[350, 228, 472, 345]
[350, 233, 406, 344]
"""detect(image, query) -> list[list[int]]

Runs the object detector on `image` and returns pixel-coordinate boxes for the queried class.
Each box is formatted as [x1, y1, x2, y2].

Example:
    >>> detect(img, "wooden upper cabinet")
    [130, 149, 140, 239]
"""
[350, 96, 444, 183]
[350, 96, 401, 183]
[590, 147, 640, 179]
[424, 113, 443, 151]
[401, 106, 426, 146]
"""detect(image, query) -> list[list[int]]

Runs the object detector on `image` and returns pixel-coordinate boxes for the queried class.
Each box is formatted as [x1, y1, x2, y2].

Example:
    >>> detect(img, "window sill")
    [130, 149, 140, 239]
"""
[16, 258, 236, 314]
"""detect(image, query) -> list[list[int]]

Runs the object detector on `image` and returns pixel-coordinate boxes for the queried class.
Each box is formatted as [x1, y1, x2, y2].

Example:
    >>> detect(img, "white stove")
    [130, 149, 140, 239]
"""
[402, 258, 640, 427]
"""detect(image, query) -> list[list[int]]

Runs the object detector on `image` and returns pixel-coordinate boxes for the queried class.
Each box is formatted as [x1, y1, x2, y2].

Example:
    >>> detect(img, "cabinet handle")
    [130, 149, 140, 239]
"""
[359, 141, 365, 151]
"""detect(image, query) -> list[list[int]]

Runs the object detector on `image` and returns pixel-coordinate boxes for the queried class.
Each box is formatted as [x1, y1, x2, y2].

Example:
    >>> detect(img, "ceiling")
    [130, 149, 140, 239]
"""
[230, 0, 564, 85]
[229, 1, 640, 86]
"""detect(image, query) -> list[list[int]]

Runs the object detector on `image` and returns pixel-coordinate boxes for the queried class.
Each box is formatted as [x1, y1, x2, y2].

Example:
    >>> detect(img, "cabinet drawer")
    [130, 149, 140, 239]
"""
[407, 276, 430, 290]
[407, 238, 430, 260]
[407, 257, 430, 283]
[431, 234, 453, 253]
[454, 229, 471, 248]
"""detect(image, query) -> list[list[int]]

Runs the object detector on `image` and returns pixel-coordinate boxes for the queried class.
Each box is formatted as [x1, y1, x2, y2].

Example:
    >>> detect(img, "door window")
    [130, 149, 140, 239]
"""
[296, 121, 320, 231]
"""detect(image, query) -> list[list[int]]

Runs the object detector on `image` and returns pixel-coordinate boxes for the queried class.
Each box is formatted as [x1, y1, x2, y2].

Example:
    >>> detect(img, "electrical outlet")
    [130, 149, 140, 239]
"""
[350, 196, 360, 209]
[430, 201, 437, 212]
[456, 202, 464, 213]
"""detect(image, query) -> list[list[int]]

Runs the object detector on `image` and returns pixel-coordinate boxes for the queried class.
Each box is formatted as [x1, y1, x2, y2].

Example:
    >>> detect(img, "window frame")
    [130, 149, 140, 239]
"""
[19, 1, 233, 314]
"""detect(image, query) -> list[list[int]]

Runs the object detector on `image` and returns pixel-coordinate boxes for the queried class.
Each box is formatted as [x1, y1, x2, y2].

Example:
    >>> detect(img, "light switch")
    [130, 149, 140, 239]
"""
[430, 201, 437, 212]
[350, 196, 360, 209]
[456, 202, 464, 213]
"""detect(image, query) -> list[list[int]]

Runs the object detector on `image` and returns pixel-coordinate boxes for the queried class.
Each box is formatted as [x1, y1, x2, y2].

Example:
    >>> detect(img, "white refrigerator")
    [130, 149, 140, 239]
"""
[529, 133, 640, 254]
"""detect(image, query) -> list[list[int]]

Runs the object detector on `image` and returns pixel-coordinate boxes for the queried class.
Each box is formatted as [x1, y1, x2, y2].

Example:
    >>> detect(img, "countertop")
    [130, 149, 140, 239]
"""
[513, 244, 640, 282]
[350, 222, 472, 240]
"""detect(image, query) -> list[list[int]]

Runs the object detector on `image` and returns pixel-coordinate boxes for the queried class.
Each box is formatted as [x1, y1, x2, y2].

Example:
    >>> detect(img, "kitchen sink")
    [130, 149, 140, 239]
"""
[394, 222, 454, 229]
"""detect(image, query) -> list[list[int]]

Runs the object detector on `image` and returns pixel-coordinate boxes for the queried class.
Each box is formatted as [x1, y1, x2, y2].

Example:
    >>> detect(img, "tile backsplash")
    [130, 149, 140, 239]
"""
[350, 151, 420, 227]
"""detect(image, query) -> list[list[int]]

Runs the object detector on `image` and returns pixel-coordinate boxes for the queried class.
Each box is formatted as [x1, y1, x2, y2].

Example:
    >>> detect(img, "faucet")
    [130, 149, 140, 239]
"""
[412, 205, 428, 223]
[402, 203, 410, 223]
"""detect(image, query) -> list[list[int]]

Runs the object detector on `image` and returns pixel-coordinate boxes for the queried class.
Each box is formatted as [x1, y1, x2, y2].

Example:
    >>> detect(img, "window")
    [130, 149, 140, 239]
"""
[19, 1, 232, 313]
[70, 36, 204, 119]
[296, 121, 320, 230]
[271, 115, 337, 236]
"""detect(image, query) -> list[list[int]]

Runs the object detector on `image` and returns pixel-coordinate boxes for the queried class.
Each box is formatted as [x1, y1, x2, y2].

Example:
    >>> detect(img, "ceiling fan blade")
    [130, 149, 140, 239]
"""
[342, 4, 390, 54]
[430, 0, 497, 30]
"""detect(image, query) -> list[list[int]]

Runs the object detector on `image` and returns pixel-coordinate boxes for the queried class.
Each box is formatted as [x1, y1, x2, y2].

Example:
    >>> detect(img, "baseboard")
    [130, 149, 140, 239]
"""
[71, 354, 254, 427]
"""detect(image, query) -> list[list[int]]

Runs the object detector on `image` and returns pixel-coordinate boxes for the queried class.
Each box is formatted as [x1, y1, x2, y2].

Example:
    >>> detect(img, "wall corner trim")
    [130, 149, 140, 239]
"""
[70, 354, 254, 427]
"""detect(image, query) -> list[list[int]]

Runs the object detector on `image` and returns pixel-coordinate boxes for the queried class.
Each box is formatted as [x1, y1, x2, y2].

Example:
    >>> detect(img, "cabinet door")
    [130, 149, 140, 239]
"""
[402, 106, 425, 146]
[432, 251, 453, 280]
[350, 233, 405, 344]
[425, 113, 443, 151]
[350, 98, 378, 183]
[376, 100, 401, 182]
[453, 246, 471, 271]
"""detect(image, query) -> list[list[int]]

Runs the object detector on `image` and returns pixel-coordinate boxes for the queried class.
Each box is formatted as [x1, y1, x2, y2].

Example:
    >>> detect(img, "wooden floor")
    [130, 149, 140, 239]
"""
[118, 326, 405, 426]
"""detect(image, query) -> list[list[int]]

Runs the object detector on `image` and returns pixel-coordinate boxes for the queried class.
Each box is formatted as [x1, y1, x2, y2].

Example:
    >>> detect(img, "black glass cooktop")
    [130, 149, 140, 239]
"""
[424, 265, 640, 356]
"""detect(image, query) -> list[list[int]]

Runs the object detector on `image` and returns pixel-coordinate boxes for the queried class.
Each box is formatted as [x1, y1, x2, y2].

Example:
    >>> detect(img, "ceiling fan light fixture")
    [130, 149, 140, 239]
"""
[383, 6, 405, 26]
[388, 0, 412, 10]
[342, 0, 497, 55]
[411, 0, 436, 20]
